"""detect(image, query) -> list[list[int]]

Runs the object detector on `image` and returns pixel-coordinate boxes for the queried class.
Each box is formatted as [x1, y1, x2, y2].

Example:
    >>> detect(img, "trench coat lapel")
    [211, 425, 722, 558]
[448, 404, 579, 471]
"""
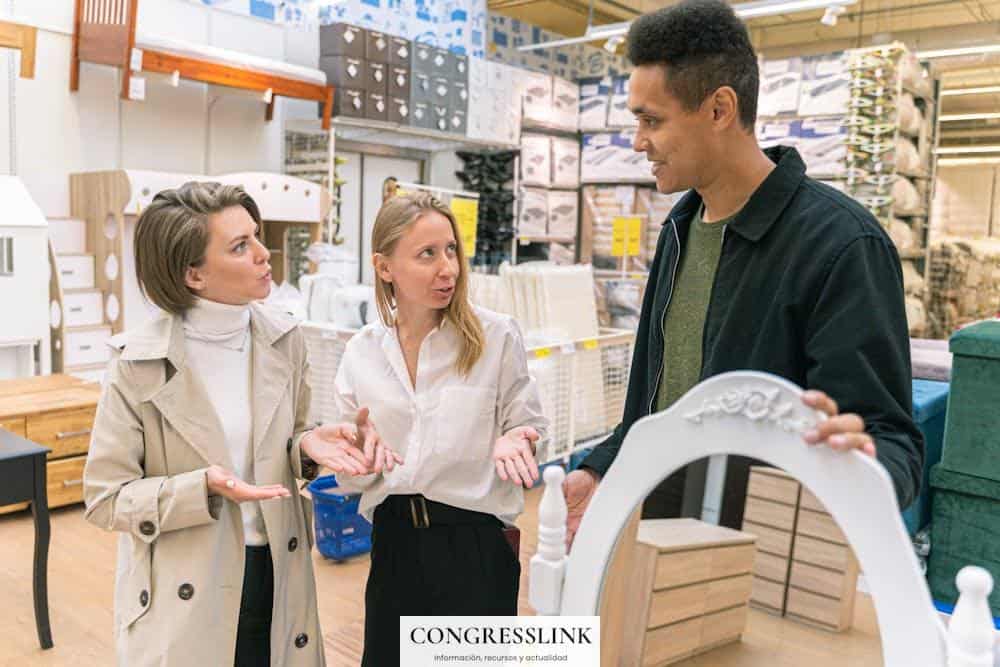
[250, 305, 295, 456]
[147, 316, 235, 472]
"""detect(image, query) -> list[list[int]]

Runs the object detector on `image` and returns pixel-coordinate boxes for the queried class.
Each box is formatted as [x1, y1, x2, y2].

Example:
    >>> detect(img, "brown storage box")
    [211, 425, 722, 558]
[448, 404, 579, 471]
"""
[365, 29, 390, 63]
[319, 23, 366, 58]
[319, 55, 364, 89]
[365, 61, 388, 95]
[334, 88, 365, 119]
[388, 97, 410, 125]
[389, 65, 410, 99]
[388, 36, 411, 66]
[366, 92, 388, 122]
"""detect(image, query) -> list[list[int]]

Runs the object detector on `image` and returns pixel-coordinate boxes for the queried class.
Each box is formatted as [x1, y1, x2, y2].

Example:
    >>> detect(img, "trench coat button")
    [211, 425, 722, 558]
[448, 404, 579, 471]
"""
[139, 590, 149, 607]
[286, 438, 293, 453]
[288, 537, 298, 552]
[178, 583, 194, 601]
[295, 633, 308, 648]
[139, 520, 155, 536]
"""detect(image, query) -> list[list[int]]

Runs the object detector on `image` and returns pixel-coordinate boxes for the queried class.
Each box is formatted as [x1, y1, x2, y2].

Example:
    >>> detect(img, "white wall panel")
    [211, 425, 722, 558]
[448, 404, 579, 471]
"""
[209, 11, 284, 60]
[284, 25, 319, 70]
[0, 52, 12, 175]
[121, 77, 207, 174]
[8, 0, 74, 34]
[138, 0, 210, 45]
[206, 93, 283, 175]
[14, 33, 118, 217]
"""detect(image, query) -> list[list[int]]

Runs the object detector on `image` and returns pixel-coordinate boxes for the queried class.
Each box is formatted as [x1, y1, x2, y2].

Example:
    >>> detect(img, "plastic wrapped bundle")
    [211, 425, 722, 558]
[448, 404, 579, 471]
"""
[898, 93, 923, 137]
[896, 137, 922, 174]
[892, 177, 922, 214]
[888, 218, 916, 252]
[906, 295, 927, 336]
[928, 237, 1000, 337]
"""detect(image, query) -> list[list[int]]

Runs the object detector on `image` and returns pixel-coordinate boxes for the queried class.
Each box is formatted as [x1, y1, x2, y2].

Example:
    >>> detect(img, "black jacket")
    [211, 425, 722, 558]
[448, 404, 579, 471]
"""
[581, 146, 924, 525]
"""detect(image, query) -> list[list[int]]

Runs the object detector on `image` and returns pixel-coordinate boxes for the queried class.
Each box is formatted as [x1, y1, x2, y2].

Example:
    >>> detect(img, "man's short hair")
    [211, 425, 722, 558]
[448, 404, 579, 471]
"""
[627, 0, 759, 130]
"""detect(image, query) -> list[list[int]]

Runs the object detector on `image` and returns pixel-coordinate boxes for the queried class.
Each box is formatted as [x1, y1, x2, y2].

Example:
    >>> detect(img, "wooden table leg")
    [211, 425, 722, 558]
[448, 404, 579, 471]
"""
[31, 454, 53, 649]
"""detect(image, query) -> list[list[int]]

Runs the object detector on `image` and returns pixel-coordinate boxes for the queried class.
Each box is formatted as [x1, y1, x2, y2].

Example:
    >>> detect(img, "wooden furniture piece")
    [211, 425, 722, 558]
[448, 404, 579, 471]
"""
[0, 429, 52, 649]
[0, 18, 36, 78]
[621, 519, 755, 666]
[529, 370, 999, 666]
[0, 374, 100, 515]
[69, 0, 334, 129]
[741, 466, 860, 631]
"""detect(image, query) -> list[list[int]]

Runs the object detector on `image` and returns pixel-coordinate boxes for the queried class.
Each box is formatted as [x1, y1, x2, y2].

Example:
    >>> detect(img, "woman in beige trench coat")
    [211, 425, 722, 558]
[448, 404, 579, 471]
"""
[83, 182, 379, 667]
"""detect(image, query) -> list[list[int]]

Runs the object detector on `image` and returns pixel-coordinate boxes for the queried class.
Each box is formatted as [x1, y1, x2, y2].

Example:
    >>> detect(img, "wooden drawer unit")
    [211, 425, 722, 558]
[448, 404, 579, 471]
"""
[26, 407, 95, 459]
[47, 455, 87, 508]
[786, 582, 858, 631]
[796, 508, 848, 545]
[793, 534, 853, 571]
[752, 550, 790, 584]
[742, 520, 793, 558]
[742, 496, 797, 532]
[63, 326, 112, 367]
[0, 375, 100, 513]
[55, 254, 95, 289]
[623, 519, 756, 666]
[750, 575, 786, 613]
[747, 467, 801, 505]
[1, 416, 26, 437]
[62, 290, 104, 328]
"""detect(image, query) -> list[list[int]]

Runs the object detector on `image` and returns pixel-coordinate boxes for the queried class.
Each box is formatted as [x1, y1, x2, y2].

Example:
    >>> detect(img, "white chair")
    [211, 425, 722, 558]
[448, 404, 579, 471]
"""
[530, 370, 998, 667]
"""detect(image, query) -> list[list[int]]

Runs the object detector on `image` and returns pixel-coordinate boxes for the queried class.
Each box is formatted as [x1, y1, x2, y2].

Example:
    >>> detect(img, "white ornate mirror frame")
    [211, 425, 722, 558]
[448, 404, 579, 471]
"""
[530, 371, 999, 667]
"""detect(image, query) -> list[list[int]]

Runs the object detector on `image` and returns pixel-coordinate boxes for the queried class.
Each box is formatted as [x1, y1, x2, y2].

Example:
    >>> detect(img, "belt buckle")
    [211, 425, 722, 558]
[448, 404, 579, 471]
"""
[409, 496, 431, 528]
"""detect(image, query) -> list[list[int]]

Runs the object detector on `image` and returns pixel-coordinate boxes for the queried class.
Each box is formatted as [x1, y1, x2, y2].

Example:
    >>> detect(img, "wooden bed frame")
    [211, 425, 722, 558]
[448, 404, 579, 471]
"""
[0, 18, 37, 78]
[69, 0, 333, 129]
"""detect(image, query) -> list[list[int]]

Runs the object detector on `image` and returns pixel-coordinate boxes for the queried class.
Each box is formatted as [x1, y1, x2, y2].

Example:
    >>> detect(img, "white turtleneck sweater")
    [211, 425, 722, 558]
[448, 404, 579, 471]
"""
[183, 297, 267, 546]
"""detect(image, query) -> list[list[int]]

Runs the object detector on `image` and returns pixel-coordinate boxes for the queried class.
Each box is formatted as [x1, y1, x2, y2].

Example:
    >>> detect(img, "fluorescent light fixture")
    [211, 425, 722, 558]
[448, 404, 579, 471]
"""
[940, 112, 1000, 122]
[517, 0, 857, 51]
[940, 86, 1000, 97]
[604, 35, 625, 54]
[935, 145, 1000, 154]
[917, 44, 1000, 59]
[821, 5, 846, 26]
[938, 157, 1000, 165]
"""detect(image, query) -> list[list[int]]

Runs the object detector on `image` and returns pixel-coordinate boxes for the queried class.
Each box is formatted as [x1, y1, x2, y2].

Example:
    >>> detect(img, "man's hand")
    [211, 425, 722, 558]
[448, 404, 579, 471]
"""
[493, 426, 540, 487]
[801, 390, 876, 457]
[300, 408, 403, 476]
[206, 465, 292, 503]
[563, 468, 600, 550]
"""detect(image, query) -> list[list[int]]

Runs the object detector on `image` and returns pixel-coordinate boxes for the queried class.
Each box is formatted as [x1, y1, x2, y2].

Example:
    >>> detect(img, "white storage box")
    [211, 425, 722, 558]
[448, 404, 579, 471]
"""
[551, 76, 580, 131]
[579, 76, 610, 130]
[48, 218, 87, 255]
[607, 75, 636, 127]
[520, 70, 553, 126]
[758, 57, 803, 117]
[519, 187, 549, 237]
[798, 52, 850, 117]
[547, 190, 579, 239]
[581, 131, 651, 183]
[56, 255, 96, 290]
[552, 138, 581, 188]
[521, 134, 553, 187]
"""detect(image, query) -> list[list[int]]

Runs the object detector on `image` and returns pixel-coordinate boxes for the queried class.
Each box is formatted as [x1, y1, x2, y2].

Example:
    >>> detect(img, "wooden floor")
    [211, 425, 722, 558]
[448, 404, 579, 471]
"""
[0, 488, 883, 666]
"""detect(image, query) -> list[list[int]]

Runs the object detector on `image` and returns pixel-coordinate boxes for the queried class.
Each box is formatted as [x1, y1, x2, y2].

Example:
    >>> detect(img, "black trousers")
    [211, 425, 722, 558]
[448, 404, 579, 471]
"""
[235, 544, 274, 667]
[361, 495, 521, 667]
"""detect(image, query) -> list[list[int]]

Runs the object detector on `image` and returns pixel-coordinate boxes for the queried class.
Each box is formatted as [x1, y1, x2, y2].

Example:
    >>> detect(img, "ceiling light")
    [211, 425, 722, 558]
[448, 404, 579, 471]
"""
[917, 44, 1000, 59]
[934, 145, 1000, 154]
[940, 113, 1000, 122]
[940, 86, 1000, 97]
[604, 35, 625, 54]
[820, 5, 845, 26]
[517, 0, 857, 51]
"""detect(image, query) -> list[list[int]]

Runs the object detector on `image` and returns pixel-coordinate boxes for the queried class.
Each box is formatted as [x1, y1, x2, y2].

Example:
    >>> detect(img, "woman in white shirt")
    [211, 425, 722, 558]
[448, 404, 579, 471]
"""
[332, 192, 548, 667]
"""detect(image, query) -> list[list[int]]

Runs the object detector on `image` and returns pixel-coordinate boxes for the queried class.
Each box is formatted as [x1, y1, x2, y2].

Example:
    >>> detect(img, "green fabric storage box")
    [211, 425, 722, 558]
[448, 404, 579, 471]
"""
[939, 321, 1000, 481]
[901, 379, 950, 535]
[928, 464, 1000, 615]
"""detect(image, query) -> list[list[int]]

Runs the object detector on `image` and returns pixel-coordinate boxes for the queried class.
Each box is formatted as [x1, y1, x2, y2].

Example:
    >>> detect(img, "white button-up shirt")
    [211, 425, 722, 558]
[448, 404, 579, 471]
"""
[331, 306, 548, 523]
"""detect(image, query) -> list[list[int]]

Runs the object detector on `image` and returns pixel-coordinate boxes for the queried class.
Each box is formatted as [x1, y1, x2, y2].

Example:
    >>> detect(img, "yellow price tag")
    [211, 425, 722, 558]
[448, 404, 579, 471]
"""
[534, 348, 552, 359]
[450, 196, 479, 257]
[582, 339, 598, 350]
[612, 216, 642, 257]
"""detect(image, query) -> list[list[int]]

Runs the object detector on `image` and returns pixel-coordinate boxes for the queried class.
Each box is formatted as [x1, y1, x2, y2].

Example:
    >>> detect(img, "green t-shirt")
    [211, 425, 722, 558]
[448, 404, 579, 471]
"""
[655, 206, 733, 413]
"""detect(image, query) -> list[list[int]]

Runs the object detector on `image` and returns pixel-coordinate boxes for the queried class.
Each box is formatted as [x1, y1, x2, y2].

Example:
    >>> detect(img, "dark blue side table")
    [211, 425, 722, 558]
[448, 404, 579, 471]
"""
[0, 428, 53, 649]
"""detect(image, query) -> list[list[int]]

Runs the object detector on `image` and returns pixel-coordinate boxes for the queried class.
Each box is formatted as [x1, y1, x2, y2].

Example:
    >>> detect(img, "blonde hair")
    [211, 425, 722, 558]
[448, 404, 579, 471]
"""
[134, 182, 262, 314]
[372, 192, 484, 375]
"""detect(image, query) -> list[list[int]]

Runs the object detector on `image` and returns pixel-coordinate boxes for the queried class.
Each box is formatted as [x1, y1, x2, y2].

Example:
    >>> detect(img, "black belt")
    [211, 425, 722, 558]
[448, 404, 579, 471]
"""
[376, 494, 500, 529]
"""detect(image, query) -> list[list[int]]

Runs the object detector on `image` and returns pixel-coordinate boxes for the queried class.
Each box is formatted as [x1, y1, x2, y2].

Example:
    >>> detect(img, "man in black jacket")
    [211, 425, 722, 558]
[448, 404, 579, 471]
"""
[565, 0, 923, 542]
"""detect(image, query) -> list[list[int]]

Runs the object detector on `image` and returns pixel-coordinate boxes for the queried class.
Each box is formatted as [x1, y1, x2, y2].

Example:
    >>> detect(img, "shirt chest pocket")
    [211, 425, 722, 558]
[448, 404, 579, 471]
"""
[432, 386, 497, 463]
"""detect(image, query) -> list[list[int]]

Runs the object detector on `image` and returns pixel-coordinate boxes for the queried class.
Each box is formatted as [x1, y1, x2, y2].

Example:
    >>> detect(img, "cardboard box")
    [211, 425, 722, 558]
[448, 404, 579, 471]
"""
[411, 100, 433, 129]
[607, 75, 637, 128]
[547, 190, 578, 239]
[431, 104, 449, 133]
[467, 58, 520, 146]
[365, 61, 388, 95]
[579, 76, 611, 131]
[758, 57, 803, 117]
[798, 52, 850, 117]
[389, 65, 410, 99]
[520, 70, 553, 126]
[388, 96, 410, 125]
[581, 131, 650, 183]
[552, 76, 580, 131]
[334, 87, 366, 119]
[366, 92, 388, 121]
[520, 133, 552, 187]
[319, 23, 365, 58]
[319, 55, 364, 90]
[552, 137, 581, 188]
[411, 71, 433, 103]
[366, 30, 390, 63]
[389, 37, 411, 67]
[448, 107, 468, 135]
[518, 187, 549, 237]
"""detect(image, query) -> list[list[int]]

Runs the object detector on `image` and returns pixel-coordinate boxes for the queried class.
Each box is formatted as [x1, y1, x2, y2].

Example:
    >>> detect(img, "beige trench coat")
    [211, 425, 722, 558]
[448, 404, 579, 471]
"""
[83, 303, 324, 667]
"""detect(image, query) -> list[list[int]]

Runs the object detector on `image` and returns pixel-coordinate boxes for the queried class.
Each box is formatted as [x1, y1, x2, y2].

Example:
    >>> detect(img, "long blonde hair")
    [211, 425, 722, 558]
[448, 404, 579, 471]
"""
[372, 192, 485, 375]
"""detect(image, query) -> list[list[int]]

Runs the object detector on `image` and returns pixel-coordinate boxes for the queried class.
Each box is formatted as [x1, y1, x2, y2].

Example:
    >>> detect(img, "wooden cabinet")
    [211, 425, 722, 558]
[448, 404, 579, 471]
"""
[0, 374, 101, 514]
[622, 519, 756, 666]
[741, 466, 860, 632]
